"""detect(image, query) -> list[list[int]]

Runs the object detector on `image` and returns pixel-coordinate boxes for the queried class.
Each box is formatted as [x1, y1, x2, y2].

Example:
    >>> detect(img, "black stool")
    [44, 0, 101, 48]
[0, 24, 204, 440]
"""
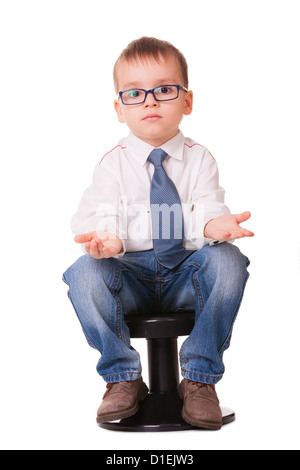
[99, 310, 235, 432]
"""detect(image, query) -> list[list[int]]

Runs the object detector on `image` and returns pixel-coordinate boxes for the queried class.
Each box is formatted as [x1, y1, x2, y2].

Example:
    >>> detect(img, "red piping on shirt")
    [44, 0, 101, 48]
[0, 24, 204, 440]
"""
[184, 143, 215, 160]
[99, 145, 126, 165]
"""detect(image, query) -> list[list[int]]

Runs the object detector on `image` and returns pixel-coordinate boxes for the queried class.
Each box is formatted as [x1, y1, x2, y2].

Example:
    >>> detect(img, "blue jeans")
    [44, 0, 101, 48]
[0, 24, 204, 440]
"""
[63, 243, 250, 385]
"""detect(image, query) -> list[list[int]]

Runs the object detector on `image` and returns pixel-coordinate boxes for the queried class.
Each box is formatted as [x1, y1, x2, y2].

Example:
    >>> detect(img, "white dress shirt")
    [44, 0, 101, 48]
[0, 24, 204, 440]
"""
[71, 131, 230, 255]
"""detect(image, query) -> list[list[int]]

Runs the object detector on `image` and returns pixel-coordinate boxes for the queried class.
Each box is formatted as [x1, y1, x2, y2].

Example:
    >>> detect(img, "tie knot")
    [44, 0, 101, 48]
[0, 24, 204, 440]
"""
[147, 148, 168, 168]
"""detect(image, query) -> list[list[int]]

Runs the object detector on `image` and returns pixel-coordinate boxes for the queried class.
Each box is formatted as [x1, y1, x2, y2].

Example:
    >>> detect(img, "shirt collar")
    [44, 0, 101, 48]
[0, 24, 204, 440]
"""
[125, 131, 185, 166]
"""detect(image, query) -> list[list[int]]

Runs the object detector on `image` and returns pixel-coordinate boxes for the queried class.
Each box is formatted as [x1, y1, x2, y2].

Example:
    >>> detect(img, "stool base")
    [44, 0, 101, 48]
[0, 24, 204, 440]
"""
[98, 392, 235, 432]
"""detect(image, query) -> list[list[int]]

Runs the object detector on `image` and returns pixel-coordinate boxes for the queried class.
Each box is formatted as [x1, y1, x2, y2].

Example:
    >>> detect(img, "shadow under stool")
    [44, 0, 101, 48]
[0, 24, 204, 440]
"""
[98, 310, 235, 432]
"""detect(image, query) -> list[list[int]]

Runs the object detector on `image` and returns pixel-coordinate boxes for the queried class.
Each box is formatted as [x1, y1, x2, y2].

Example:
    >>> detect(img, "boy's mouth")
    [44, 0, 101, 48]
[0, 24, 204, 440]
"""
[143, 114, 162, 122]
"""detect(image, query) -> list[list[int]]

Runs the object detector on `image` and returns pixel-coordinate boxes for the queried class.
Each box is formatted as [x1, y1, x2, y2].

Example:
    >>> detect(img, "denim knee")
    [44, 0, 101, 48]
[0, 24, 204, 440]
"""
[207, 242, 249, 273]
[191, 243, 249, 296]
[63, 254, 116, 296]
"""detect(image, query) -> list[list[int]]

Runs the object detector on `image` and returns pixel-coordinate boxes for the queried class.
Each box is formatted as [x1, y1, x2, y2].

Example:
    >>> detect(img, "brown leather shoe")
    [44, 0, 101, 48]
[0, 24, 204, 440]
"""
[96, 377, 148, 423]
[178, 378, 222, 430]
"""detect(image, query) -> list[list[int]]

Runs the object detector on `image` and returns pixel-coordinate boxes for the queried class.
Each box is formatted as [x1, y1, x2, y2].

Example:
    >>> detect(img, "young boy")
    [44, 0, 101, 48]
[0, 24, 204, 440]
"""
[63, 37, 253, 430]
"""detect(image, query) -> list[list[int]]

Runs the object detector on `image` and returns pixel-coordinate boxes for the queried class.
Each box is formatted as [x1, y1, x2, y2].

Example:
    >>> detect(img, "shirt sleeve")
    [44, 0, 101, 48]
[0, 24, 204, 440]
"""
[71, 161, 126, 256]
[184, 149, 230, 249]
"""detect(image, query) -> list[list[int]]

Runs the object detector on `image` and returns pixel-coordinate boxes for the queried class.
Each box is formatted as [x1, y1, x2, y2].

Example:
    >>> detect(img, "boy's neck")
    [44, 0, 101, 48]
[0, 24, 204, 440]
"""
[132, 130, 180, 148]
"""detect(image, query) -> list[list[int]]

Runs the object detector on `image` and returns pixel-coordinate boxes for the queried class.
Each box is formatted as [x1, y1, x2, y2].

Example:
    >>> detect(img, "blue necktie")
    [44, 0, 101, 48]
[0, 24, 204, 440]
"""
[148, 148, 194, 269]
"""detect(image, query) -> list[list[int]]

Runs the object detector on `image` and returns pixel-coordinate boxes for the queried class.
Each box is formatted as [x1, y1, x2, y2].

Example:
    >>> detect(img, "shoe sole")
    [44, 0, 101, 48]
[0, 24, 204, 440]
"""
[181, 409, 222, 430]
[96, 383, 148, 424]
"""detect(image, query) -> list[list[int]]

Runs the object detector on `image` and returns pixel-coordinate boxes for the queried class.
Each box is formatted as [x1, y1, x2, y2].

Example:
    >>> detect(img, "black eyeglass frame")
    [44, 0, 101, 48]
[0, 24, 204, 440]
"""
[118, 85, 188, 105]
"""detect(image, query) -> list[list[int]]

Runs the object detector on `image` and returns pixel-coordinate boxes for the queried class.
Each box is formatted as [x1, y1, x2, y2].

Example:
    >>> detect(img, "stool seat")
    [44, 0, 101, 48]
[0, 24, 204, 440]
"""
[125, 310, 196, 338]
[98, 309, 235, 432]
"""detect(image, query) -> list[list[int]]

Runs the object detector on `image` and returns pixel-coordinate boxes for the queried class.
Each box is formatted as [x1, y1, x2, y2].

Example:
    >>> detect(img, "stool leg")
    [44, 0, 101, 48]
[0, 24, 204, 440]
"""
[147, 337, 179, 393]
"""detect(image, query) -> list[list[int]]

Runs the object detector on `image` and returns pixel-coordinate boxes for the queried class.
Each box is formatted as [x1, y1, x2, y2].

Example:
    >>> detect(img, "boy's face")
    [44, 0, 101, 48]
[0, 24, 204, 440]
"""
[114, 56, 193, 147]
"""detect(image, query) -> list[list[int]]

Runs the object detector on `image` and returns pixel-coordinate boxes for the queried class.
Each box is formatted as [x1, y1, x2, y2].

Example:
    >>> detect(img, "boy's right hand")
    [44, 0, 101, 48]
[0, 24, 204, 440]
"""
[74, 231, 123, 259]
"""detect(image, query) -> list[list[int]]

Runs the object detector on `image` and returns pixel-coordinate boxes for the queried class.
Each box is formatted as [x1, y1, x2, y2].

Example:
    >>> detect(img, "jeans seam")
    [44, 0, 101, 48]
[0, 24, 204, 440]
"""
[192, 270, 204, 313]
[102, 371, 141, 379]
[109, 266, 124, 341]
[181, 367, 223, 380]
[155, 259, 161, 314]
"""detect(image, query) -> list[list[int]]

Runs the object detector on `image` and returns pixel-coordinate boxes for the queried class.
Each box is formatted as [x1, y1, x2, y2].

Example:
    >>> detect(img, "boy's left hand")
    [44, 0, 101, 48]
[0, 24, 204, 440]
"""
[204, 211, 254, 241]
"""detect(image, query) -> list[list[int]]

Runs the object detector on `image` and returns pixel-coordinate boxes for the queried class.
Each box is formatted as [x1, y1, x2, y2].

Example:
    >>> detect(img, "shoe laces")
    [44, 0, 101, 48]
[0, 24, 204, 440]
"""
[191, 382, 214, 391]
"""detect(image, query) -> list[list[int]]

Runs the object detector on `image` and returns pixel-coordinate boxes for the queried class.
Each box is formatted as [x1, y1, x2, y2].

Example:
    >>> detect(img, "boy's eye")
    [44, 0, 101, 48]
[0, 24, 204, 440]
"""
[155, 86, 172, 95]
[126, 90, 141, 98]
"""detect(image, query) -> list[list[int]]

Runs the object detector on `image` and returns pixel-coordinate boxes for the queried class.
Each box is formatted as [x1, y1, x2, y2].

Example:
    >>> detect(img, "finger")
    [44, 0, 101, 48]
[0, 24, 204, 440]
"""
[233, 228, 255, 239]
[242, 228, 255, 237]
[74, 232, 95, 244]
[96, 238, 104, 250]
[89, 239, 101, 257]
[102, 246, 112, 258]
[235, 211, 251, 224]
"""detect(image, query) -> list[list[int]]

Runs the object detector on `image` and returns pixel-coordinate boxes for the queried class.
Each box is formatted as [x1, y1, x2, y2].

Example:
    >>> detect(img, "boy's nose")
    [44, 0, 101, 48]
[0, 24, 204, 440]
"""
[144, 91, 159, 107]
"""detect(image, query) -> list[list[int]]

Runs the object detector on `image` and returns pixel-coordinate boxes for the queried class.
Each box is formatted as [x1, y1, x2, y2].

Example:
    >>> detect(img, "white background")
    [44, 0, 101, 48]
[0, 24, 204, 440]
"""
[1, 0, 300, 450]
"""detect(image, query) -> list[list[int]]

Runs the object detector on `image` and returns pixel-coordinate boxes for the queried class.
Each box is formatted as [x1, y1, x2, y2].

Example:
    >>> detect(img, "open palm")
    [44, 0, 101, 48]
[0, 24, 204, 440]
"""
[204, 211, 254, 241]
[74, 231, 123, 259]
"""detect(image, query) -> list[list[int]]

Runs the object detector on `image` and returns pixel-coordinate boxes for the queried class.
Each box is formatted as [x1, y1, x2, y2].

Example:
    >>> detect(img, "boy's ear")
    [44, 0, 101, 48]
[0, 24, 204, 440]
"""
[183, 90, 193, 116]
[114, 99, 125, 123]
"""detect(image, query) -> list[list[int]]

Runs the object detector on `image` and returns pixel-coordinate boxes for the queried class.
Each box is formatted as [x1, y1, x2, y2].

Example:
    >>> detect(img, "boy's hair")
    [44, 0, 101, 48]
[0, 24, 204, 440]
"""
[113, 36, 189, 93]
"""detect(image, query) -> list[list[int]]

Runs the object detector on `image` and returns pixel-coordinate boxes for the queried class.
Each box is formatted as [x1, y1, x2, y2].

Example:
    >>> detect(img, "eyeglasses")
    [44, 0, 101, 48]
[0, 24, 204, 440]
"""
[118, 85, 188, 105]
